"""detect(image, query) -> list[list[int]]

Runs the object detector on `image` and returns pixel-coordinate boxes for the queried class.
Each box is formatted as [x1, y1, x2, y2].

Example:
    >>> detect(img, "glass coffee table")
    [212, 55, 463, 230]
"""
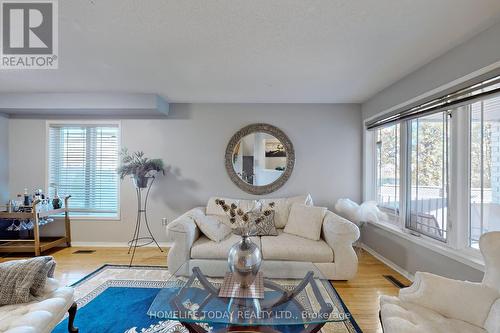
[148, 260, 351, 333]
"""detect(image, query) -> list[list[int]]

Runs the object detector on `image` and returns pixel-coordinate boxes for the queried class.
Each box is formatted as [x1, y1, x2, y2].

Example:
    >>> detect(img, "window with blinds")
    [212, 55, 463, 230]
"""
[48, 124, 120, 218]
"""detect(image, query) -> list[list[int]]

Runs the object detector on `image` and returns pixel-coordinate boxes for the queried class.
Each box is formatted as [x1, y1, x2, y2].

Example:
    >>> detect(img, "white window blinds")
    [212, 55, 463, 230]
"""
[48, 124, 119, 217]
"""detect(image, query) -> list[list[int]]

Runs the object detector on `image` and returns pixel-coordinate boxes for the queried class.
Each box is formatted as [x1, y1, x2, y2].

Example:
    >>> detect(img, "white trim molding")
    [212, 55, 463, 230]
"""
[360, 242, 414, 282]
[71, 241, 172, 248]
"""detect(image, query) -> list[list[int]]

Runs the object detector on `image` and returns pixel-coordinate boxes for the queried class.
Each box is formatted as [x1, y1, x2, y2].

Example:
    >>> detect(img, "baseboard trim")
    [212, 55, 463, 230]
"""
[71, 241, 172, 248]
[360, 243, 414, 282]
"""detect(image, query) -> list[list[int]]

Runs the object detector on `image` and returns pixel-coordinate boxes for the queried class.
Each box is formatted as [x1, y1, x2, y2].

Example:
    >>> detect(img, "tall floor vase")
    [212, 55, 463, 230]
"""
[128, 176, 163, 266]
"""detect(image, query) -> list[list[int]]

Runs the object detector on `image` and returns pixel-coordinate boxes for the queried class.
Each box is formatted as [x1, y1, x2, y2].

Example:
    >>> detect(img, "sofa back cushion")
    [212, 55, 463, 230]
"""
[206, 194, 313, 229]
[206, 197, 261, 216]
[284, 204, 326, 241]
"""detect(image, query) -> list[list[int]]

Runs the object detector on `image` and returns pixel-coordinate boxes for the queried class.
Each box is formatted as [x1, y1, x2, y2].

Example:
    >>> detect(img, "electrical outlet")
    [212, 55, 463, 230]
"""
[161, 217, 168, 226]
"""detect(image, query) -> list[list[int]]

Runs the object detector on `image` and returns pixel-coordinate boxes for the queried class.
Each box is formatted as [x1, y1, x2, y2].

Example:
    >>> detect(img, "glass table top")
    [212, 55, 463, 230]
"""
[147, 260, 350, 327]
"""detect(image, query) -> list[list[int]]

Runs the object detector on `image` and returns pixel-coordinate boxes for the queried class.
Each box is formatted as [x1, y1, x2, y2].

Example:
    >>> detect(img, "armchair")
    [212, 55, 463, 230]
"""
[380, 232, 500, 333]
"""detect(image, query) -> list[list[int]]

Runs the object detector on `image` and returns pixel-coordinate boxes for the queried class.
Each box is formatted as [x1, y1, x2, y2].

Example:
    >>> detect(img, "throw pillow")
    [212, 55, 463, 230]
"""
[0, 256, 56, 305]
[189, 210, 232, 242]
[284, 203, 326, 241]
[260, 194, 313, 228]
[248, 211, 278, 236]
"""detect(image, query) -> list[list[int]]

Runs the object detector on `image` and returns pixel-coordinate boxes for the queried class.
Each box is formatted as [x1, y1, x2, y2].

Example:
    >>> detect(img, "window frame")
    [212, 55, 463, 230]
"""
[465, 97, 500, 249]
[374, 124, 401, 216]
[45, 120, 122, 221]
[404, 111, 450, 243]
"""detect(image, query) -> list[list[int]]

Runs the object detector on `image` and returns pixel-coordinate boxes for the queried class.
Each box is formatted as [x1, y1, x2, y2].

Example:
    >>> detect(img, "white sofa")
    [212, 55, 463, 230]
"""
[166, 195, 360, 280]
[380, 231, 500, 333]
[0, 278, 77, 333]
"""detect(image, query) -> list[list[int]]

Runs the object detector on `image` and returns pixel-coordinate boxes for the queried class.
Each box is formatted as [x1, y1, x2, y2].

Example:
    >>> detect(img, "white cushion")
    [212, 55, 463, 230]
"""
[188, 209, 232, 242]
[380, 295, 486, 333]
[191, 234, 261, 259]
[261, 230, 333, 262]
[260, 194, 313, 228]
[284, 204, 326, 241]
[399, 272, 500, 328]
[0, 286, 74, 333]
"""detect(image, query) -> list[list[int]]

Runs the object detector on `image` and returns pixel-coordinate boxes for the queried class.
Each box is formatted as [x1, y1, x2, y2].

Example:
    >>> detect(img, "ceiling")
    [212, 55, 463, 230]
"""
[1, 0, 500, 103]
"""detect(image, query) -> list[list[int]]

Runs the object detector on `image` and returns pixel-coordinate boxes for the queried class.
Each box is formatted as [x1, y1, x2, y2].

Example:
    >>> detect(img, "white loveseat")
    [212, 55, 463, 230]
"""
[166, 195, 360, 280]
[0, 278, 77, 333]
[380, 231, 500, 333]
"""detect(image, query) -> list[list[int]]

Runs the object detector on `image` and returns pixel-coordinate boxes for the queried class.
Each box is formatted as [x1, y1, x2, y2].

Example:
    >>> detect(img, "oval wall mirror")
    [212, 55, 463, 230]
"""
[225, 123, 295, 195]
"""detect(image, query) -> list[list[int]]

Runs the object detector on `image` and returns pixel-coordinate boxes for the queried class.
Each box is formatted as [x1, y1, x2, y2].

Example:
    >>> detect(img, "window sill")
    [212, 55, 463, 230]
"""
[54, 216, 121, 222]
[366, 220, 485, 272]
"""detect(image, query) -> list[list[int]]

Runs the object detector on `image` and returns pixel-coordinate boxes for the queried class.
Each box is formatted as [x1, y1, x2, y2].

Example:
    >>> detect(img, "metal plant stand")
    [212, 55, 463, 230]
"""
[128, 176, 163, 266]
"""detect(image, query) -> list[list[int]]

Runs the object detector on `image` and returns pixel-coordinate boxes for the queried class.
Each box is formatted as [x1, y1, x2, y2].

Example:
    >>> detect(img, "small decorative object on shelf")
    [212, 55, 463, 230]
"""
[6, 200, 14, 213]
[50, 183, 62, 209]
[23, 188, 30, 206]
[215, 199, 274, 288]
[117, 148, 166, 266]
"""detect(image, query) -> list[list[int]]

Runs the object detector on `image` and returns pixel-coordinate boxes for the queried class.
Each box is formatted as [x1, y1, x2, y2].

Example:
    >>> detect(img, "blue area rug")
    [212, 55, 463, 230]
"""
[53, 265, 361, 333]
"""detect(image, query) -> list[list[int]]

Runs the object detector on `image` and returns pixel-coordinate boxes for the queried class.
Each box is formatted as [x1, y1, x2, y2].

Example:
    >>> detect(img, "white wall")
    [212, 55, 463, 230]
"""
[8, 103, 362, 243]
[360, 21, 500, 281]
[0, 115, 8, 203]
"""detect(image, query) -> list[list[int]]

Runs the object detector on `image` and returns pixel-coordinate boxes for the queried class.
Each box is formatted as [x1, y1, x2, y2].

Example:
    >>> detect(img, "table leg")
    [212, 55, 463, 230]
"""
[68, 302, 79, 333]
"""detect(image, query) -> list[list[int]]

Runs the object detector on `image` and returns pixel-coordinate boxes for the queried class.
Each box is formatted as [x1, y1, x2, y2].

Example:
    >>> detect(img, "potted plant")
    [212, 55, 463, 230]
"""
[117, 149, 165, 188]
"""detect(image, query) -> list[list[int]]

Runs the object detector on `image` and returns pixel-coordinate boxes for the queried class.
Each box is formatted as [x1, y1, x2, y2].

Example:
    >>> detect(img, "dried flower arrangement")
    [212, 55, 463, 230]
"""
[215, 199, 275, 236]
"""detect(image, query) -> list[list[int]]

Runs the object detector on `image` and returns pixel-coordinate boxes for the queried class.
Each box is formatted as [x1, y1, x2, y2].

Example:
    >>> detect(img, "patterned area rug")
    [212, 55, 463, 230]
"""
[53, 265, 361, 333]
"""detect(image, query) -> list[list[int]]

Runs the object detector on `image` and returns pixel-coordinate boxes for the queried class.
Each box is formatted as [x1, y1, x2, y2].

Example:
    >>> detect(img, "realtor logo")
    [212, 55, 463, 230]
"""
[1, 0, 58, 69]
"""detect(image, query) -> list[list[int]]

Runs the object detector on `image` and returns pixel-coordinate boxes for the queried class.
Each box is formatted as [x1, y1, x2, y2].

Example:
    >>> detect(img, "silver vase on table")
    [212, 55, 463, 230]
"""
[227, 235, 262, 288]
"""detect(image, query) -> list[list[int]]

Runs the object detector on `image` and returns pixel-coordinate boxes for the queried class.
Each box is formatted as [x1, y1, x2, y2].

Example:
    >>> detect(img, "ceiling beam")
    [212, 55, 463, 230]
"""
[0, 93, 169, 118]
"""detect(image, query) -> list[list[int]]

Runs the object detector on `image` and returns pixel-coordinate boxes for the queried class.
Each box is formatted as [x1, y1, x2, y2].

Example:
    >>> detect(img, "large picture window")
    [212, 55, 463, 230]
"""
[375, 124, 400, 216]
[469, 96, 500, 248]
[48, 123, 120, 218]
[367, 73, 500, 263]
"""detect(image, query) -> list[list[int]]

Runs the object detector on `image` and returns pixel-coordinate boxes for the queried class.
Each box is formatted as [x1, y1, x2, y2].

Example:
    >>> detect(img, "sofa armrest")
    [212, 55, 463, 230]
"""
[166, 207, 202, 273]
[322, 211, 360, 279]
[400, 272, 500, 328]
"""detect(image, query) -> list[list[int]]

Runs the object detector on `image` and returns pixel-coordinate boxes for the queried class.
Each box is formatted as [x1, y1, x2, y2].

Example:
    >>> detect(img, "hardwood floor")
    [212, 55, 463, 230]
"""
[333, 249, 411, 333]
[0, 247, 410, 333]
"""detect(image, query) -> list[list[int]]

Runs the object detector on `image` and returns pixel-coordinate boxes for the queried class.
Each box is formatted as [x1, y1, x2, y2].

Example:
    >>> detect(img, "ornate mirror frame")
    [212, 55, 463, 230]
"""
[225, 123, 295, 195]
